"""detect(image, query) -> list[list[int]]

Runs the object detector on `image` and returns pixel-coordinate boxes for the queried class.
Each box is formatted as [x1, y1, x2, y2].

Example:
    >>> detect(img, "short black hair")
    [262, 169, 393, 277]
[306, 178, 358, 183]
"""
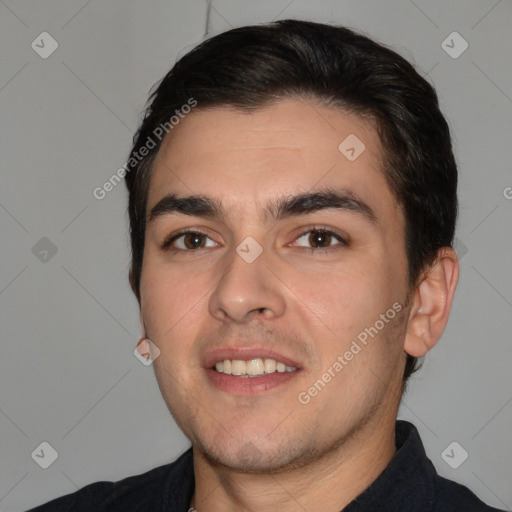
[124, 19, 458, 385]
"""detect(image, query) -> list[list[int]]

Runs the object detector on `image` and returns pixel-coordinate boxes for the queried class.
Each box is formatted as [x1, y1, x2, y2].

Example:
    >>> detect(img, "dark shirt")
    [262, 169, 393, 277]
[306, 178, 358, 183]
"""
[28, 420, 506, 511]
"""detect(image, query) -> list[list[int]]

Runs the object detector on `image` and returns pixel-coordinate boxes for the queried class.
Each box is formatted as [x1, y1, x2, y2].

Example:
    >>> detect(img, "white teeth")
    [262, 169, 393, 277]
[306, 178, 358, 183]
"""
[264, 358, 277, 373]
[231, 360, 246, 376]
[246, 358, 264, 375]
[213, 358, 297, 376]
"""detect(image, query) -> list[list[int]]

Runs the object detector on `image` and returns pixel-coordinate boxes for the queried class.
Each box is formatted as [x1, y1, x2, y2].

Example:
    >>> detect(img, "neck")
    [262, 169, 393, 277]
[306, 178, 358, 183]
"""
[190, 416, 397, 512]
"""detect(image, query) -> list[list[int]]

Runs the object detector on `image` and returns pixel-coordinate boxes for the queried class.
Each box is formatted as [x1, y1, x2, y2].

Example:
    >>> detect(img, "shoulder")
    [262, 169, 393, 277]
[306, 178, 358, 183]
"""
[390, 421, 506, 512]
[27, 448, 194, 512]
[432, 473, 507, 512]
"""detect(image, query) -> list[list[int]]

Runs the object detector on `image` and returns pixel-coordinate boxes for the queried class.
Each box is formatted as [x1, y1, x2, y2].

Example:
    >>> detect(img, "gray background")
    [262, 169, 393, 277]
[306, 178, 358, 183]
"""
[1, 0, 511, 510]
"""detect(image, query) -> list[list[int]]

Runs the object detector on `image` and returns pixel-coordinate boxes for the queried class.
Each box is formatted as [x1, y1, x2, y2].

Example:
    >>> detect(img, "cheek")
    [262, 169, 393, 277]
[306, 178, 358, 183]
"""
[292, 262, 384, 337]
[139, 259, 208, 347]
[288, 256, 404, 380]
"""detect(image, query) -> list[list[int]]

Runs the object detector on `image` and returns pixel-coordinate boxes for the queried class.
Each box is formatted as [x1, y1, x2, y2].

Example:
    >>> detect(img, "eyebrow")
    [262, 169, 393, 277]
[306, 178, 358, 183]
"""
[148, 187, 378, 227]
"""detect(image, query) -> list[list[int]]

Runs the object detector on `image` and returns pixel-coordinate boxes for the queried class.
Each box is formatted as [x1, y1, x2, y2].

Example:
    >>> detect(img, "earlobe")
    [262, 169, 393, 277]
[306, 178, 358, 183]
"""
[404, 247, 459, 358]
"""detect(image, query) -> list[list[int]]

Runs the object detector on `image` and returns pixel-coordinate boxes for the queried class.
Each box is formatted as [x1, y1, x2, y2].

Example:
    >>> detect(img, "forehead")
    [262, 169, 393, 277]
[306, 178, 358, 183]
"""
[146, 98, 400, 227]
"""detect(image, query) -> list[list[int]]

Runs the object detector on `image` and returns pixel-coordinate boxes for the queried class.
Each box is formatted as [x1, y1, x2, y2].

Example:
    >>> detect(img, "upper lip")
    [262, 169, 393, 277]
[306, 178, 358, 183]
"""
[202, 347, 302, 369]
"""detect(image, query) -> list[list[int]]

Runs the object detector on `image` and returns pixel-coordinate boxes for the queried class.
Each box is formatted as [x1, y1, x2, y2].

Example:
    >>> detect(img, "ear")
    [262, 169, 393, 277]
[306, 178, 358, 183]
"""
[403, 247, 459, 358]
[139, 311, 147, 338]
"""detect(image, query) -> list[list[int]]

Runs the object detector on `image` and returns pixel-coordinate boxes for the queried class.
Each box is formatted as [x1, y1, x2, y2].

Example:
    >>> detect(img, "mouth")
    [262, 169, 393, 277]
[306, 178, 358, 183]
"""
[212, 358, 297, 377]
[203, 349, 302, 395]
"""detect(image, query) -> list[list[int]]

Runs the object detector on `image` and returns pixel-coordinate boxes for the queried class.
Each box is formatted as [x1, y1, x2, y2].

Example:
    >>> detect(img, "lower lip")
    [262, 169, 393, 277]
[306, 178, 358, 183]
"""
[205, 368, 301, 395]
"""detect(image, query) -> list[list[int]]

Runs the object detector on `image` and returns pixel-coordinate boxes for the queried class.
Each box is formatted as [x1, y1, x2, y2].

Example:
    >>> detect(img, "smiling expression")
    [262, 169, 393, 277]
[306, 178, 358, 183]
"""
[139, 98, 412, 472]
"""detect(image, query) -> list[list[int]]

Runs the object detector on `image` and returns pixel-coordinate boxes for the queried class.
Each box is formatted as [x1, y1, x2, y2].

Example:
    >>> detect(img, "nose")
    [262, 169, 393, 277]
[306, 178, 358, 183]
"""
[208, 243, 286, 324]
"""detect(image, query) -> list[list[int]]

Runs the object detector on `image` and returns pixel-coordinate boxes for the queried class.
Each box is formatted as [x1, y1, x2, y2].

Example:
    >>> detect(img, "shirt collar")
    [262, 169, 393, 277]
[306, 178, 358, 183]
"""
[343, 420, 436, 511]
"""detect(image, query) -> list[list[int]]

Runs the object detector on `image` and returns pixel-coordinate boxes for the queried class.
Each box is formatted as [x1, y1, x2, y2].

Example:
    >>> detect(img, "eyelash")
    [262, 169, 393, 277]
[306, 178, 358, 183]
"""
[161, 226, 348, 253]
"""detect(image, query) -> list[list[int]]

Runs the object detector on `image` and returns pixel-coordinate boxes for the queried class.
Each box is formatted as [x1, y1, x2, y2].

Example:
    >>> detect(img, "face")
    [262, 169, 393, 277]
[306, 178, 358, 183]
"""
[140, 98, 411, 472]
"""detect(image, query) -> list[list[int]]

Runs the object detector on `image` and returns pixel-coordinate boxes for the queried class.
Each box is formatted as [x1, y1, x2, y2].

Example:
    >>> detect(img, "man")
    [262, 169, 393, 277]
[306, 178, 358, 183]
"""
[30, 19, 505, 512]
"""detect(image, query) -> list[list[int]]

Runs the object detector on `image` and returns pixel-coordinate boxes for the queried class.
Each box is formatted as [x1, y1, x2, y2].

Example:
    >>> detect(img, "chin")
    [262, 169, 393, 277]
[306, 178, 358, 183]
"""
[194, 433, 320, 474]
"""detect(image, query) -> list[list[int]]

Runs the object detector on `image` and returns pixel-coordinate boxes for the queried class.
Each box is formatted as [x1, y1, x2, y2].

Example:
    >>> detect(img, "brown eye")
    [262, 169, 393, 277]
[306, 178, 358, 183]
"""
[182, 233, 206, 249]
[162, 231, 217, 251]
[295, 229, 347, 251]
[308, 231, 333, 248]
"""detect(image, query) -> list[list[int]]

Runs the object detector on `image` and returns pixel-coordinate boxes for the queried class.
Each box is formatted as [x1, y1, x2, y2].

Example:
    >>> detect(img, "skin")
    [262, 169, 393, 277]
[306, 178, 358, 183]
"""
[138, 98, 459, 511]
